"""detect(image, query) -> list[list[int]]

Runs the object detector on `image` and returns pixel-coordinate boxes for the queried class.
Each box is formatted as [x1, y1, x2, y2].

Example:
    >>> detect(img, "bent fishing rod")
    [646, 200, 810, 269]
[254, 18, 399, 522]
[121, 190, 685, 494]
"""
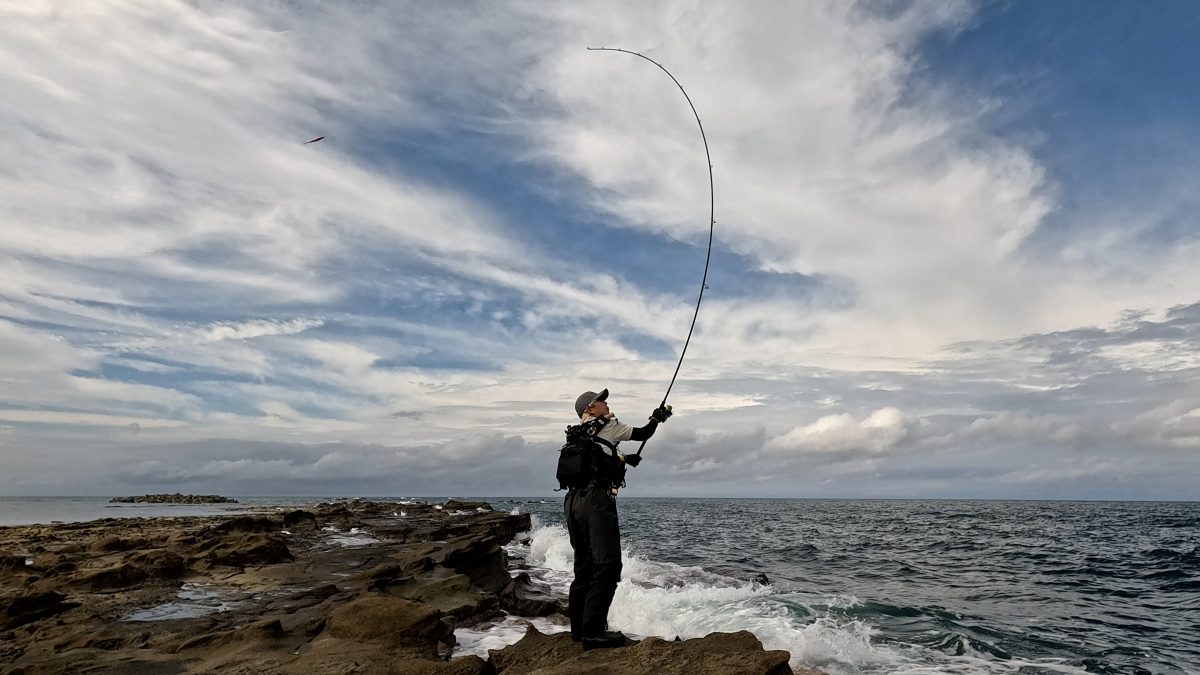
[586, 47, 715, 457]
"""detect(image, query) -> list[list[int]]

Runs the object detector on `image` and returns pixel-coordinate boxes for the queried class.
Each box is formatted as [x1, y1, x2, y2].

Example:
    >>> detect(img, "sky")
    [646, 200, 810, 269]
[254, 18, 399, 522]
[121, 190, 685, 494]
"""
[1, 0, 1198, 500]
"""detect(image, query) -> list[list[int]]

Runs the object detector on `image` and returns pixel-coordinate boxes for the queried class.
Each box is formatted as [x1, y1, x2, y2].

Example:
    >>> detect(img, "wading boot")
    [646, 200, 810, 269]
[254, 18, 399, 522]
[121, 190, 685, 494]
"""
[581, 630, 626, 650]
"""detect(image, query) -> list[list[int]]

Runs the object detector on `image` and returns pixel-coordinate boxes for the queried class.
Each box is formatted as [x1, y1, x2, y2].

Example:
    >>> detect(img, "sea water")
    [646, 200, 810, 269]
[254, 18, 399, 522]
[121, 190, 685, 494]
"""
[499, 498, 1200, 675]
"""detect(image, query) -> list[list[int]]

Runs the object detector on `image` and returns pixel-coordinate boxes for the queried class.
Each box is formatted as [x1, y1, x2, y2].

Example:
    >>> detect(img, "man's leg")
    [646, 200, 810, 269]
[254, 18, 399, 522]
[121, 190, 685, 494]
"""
[565, 489, 594, 640]
[580, 488, 622, 637]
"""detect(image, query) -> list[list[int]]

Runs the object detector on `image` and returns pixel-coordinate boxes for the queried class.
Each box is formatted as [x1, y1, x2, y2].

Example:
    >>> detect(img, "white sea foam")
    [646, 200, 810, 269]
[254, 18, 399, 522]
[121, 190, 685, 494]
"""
[321, 525, 381, 547]
[452, 616, 568, 659]
[124, 582, 243, 621]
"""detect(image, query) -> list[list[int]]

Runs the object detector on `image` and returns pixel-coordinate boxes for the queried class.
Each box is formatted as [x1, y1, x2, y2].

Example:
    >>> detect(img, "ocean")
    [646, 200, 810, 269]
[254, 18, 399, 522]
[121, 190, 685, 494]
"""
[505, 498, 1199, 675]
[3, 497, 1197, 674]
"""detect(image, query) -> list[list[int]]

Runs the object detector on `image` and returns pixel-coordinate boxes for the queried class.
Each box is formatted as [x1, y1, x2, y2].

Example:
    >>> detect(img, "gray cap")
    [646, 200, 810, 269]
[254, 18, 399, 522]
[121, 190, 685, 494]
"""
[574, 388, 609, 418]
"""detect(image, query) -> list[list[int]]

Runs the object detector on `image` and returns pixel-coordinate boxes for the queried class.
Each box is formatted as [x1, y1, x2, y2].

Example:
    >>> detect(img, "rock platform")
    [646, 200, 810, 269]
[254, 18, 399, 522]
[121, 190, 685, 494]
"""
[0, 499, 824, 674]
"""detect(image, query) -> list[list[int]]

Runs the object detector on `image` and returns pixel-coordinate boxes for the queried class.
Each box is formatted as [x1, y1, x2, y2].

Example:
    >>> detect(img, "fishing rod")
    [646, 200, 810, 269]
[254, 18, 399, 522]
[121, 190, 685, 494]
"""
[586, 47, 715, 457]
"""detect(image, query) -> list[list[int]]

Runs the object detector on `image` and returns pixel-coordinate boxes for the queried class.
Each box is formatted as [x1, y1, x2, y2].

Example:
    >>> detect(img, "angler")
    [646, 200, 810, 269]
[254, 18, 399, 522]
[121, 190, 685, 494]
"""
[558, 388, 672, 649]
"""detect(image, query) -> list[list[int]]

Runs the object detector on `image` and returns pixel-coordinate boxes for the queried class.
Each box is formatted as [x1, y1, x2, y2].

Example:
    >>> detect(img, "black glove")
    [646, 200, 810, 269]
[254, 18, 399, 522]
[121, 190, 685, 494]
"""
[650, 404, 673, 423]
[623, 453, 642, 467]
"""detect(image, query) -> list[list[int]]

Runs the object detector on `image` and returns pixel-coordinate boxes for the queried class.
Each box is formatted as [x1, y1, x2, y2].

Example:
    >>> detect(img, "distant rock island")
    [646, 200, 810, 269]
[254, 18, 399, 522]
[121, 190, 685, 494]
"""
[109, 493, 239, 504]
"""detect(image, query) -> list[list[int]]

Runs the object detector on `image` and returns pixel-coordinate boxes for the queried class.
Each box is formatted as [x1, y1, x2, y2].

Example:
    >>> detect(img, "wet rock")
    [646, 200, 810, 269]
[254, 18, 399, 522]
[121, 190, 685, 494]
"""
[443, 499, 492, 511]
[753, 573, 770, 586]
[500, 572, 563, 617]
[194, 533, 293, 568]
[265, 583, 343, 613]
[489, 627, 800, 675]
[3, 590, 78, 629]
[69, 562, 149, 590]
[372, 568, 492, 619]
[361, 556, 435, 588]
[323, 594, 453, 657]
[87, 535, 150, 553]
[175, 618, 288, 652]
[168, 532, 199, 547]
[282, 510, 318, 530]
[0, 555, 28, 576]
[208, 515, 280, 534]
[302, 583, 341, 600]
[50, 623, 153, 652]
[461, 511, 532, 543]
[290, 645, 492, 675]
[429, 535, 512, 593]
[124, 549, 186, 579]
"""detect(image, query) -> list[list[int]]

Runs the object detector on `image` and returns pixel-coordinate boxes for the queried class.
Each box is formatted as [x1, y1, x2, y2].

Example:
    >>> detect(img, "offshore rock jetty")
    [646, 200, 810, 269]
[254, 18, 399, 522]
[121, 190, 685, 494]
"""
[109, 493, 239, 504]
[0, 498, 821, 674]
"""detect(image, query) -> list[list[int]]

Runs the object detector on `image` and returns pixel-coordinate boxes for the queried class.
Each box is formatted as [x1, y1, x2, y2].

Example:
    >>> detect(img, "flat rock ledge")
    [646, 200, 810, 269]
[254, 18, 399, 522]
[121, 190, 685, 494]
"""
[110, 493, 239, 504]
[0, 499, 826, 674]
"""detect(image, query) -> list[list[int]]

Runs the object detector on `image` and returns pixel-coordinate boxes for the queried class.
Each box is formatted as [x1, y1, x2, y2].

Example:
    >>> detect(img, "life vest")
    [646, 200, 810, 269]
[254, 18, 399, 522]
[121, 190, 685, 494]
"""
[556, 418, 627, 490]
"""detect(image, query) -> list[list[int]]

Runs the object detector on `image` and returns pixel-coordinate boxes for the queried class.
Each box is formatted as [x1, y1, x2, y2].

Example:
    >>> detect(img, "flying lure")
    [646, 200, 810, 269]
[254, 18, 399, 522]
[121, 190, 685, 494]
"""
[303, 136, 325, 144]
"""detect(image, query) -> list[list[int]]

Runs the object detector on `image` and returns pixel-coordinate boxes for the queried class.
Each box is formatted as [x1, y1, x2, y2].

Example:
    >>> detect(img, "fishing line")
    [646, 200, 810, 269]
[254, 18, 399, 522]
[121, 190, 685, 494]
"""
[586, 47, 715, 456]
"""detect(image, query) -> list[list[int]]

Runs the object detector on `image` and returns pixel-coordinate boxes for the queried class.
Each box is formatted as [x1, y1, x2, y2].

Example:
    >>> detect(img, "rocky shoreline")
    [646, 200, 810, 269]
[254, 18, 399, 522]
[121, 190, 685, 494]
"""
[0, 499, 823, 674]
[109, 494, 239, 504]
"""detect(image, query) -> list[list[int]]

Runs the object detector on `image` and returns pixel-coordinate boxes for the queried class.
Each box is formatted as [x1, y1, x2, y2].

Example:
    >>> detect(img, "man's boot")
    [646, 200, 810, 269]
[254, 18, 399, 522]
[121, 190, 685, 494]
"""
[581, 630, 627, 650]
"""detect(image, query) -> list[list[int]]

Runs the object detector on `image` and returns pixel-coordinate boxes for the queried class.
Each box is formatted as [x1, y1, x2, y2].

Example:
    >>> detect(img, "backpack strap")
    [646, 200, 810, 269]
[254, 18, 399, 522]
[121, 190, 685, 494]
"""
[583, 417, 619, 453]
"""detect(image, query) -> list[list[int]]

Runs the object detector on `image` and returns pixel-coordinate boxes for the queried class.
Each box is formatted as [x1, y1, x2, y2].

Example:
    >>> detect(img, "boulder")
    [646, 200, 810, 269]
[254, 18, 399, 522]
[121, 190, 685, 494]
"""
[87, 535, 150, 553]
[371, 568, 492, 619]
[208, 516, 279, 534]
[175, 618, 288, 652]
[490, 627, 801, 675]
[323, 594, 452, 658]
[474, 512, 532, 542]
[50, 623, 154, 652]
[3, 590, 78, 629]
[500, 572, 562, 617]
[362, 555, 436, 584]
[264, 583, 342, 613]
[69, 562, 149, 590]
[287, 643, 491, 675]
[443, 499, 492, 511]
[282, 510, 318, 529]
[431, 535, 512, 593]
[124, 549, 187, 579]
[0, 555, 28, 576]
[194, 533, 293, 567]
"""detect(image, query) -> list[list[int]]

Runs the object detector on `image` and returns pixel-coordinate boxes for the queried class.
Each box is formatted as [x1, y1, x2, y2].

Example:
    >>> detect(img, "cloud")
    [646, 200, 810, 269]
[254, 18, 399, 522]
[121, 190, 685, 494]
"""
[1162, 408, 1200, 448]
[201, 318, 324, 343]
[766, 407, 912, 455]
[0, 2, 1197, 499]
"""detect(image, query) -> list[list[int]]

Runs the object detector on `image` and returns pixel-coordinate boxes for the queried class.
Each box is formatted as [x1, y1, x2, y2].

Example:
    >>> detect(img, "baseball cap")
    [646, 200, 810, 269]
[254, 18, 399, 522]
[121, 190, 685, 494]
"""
[574, 388, 609, 418]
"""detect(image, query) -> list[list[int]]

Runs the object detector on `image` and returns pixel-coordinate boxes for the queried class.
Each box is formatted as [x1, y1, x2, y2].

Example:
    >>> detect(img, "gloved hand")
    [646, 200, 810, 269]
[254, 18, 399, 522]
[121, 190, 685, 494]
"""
[650, 404, 673, 423]
[623, 453, 642, 467]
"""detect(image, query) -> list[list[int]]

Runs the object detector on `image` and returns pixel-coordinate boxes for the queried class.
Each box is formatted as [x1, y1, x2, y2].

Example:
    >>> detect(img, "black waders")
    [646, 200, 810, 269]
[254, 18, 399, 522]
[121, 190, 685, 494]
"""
[564, 485, 624, 647]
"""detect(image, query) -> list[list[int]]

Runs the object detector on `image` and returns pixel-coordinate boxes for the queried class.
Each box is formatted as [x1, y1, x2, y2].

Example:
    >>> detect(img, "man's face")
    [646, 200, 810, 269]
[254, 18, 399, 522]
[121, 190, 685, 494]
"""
[588, 399, 610, 416]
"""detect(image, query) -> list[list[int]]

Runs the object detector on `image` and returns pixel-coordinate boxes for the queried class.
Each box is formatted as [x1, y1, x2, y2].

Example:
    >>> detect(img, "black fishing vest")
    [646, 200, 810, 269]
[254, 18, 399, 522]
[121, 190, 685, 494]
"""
[555, 418, 627, 490]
